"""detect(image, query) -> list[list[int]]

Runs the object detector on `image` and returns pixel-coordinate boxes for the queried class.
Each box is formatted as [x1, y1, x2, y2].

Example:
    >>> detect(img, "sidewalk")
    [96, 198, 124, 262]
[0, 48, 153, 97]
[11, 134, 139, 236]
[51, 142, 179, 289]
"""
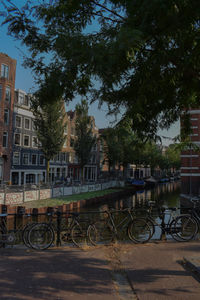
[119, 241, 200, 300]
[0, 241, 200, 299]
[0, 246, 117, 300]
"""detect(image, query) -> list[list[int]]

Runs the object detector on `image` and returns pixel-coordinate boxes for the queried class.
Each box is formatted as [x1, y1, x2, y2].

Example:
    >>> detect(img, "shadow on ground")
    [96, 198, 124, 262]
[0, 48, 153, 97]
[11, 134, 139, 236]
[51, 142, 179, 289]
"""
[0, 247, 116, 300]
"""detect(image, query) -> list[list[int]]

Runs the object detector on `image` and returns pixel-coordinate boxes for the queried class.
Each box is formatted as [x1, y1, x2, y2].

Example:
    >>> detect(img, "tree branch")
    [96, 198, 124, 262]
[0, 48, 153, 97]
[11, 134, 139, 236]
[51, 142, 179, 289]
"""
[91, 0, 126, 21]
[93, 11, 122, 23]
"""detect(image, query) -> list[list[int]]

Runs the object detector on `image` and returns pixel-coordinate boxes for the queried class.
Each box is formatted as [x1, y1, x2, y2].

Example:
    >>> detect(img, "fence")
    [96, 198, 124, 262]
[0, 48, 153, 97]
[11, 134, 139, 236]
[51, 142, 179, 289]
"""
[0, 180, 125, 206]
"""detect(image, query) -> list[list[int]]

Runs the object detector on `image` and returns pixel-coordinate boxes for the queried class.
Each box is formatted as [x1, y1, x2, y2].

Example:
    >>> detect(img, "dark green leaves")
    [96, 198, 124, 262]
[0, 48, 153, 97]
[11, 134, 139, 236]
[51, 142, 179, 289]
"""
[2, 0, 200, 137]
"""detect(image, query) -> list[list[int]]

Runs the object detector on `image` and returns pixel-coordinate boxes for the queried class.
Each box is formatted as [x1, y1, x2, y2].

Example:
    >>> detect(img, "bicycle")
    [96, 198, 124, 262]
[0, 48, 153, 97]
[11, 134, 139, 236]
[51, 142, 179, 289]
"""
[0, 212, 36, 248]
[28, 211, 94, 250]
[133, 203, 198, 242]
[88, 208, 152, 245]
[0, 213, 16, 247]
[171, 199, 199, 241]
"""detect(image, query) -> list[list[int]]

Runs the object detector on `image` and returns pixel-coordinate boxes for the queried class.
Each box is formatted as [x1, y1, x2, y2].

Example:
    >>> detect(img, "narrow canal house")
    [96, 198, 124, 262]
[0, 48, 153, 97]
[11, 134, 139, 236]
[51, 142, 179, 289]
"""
[0, 53, 16, 184]
[11, 89, 46, 185]
[181, 109, 200, 205]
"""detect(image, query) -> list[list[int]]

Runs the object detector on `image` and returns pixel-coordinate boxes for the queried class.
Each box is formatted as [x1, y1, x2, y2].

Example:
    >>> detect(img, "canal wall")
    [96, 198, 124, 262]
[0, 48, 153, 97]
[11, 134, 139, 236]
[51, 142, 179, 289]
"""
[0, 187, 136, 216]
[0, 180, 125, 206]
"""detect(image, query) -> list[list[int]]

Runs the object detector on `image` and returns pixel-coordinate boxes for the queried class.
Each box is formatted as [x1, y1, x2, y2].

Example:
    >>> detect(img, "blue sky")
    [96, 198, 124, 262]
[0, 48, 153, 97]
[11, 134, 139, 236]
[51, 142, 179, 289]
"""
[0, 2, 179, 144]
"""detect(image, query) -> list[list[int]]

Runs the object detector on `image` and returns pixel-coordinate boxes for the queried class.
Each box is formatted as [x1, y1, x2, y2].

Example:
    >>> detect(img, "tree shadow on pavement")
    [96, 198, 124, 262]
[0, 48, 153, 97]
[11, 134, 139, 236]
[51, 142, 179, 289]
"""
[0, 247, 116, 300]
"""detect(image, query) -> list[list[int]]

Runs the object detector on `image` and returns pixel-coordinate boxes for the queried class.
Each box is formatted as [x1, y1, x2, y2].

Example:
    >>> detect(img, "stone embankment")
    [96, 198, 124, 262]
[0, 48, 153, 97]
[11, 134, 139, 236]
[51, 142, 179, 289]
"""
[0, 187, 135, 215]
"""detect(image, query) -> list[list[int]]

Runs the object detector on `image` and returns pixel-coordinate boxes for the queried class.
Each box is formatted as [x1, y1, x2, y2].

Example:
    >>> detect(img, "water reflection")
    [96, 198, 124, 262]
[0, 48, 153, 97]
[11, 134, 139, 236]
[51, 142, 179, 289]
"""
[82, 181, 180, 213]
[81, 181, 181, 241]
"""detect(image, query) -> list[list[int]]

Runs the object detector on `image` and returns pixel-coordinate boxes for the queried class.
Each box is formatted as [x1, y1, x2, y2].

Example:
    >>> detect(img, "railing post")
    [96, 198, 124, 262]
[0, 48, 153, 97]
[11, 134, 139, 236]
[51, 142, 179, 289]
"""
[1, 205, 7, 248]
[4, 184, 6, 205]
[23, 184, 25, 203]
[38, 182, 40, 201]
[56, 210, 62, 247]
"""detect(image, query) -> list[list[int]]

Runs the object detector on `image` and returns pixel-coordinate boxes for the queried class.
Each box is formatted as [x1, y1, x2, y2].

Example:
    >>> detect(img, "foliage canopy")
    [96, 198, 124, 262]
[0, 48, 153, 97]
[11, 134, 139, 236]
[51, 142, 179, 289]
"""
[31, 94, 67, 181]
[2, 0, 200, 138]
[74, 99, 96, 180]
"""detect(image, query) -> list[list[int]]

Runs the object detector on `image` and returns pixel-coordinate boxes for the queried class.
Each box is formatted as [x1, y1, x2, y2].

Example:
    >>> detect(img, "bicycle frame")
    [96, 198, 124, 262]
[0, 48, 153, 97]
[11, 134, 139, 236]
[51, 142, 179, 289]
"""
[106, 209, 134, 236]
[0, 213, 16, 246]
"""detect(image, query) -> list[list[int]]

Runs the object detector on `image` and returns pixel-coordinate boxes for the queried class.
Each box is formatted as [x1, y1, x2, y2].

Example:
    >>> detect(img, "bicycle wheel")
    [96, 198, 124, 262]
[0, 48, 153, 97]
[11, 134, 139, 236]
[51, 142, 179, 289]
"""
[71, 222, 88, 248]
[128, 218, 152, 243]
[28, 223, 55, 250]
[145, 218, 155, 239]
[22, 223, 36, 248]
[88, 221, 114, 246]
[172, 215, 198, 241]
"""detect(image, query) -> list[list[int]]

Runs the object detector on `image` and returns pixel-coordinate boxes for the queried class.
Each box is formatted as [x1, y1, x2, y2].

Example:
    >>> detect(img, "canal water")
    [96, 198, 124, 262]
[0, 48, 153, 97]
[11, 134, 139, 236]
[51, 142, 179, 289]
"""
[80, 181, 181, 241]
[81, 181, 181, 213]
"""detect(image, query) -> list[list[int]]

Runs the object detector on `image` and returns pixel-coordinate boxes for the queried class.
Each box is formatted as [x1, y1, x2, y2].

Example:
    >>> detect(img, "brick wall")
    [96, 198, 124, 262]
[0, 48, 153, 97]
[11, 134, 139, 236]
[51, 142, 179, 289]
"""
[0, 53, 17, 182]
[181, 109, 200, 196]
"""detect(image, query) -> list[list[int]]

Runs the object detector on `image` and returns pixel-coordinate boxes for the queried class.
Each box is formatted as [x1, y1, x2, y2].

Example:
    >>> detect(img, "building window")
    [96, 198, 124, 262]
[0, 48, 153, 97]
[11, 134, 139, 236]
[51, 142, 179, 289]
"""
[32, 136, 38, 148]
[15, 116, 22, 128]
[3, 132, 8, 147]
[24, 118, 30, 130]
[31, 154, 37, 165]
[5, 86, 11, 101]
[0, 84, 2, 100]
[24, 95, 29, 106]
[14, 133, 21, 146]
[32, 120, 36, 131]
[22, 153, 29, 165]
[4, 109, 9, 125]
[19, 93, 24, 104]
[13, 152, 20, 165]
[64, 124, 68, 134]
[39, 155, 45, 166]
[26, 174, 35, 184]
[63, 137, 67, 148]
[1, 64, 9, 79]
[70, 138, 74, 148]
[24, 135, 30, 147]
[69, 152, 74, 163]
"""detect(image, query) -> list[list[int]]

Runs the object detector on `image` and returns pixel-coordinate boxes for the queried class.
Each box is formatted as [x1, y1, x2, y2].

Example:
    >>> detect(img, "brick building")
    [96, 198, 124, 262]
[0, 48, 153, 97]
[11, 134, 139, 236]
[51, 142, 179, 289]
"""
[11, 89, 46, 185]
[181, 109, 200, 201]
[0, 53, 16, 183]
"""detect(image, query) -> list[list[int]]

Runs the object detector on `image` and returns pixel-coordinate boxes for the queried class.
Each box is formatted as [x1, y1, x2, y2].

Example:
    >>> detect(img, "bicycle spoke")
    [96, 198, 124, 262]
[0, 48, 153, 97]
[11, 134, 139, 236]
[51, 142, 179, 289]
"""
[128, 218, 152, 243]
[173, 215, 198, 241]
[71, 222, 88, 248]
[88, 221, 114, 246]
[28, 223, 55, 250]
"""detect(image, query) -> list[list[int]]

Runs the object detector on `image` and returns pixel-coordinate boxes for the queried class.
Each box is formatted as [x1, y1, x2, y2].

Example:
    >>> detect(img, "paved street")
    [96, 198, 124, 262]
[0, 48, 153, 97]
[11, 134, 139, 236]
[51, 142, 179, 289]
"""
[0, 241, 200, 299]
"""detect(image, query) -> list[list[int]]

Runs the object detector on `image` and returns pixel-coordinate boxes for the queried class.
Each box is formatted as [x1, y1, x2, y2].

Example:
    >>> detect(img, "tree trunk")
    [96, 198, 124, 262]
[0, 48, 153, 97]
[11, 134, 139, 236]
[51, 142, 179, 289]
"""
[123, 164, 127, 179]
[81, 167, 84, 184]
[46, 160, 50, 183]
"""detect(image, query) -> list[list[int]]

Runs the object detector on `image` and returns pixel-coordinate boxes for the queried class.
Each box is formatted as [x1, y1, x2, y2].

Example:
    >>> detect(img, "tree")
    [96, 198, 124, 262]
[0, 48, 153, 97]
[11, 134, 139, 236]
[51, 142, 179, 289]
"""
[142, 143, 163, 176]
[74, 99, 96, 182]
[115, 125, 138, 178]
[102, 120, 146, 178]
[165, 144, 181, 173]
[31, 94, 67, 182]
[2, 0, 200, 138]
[101, 128, 120, 175]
